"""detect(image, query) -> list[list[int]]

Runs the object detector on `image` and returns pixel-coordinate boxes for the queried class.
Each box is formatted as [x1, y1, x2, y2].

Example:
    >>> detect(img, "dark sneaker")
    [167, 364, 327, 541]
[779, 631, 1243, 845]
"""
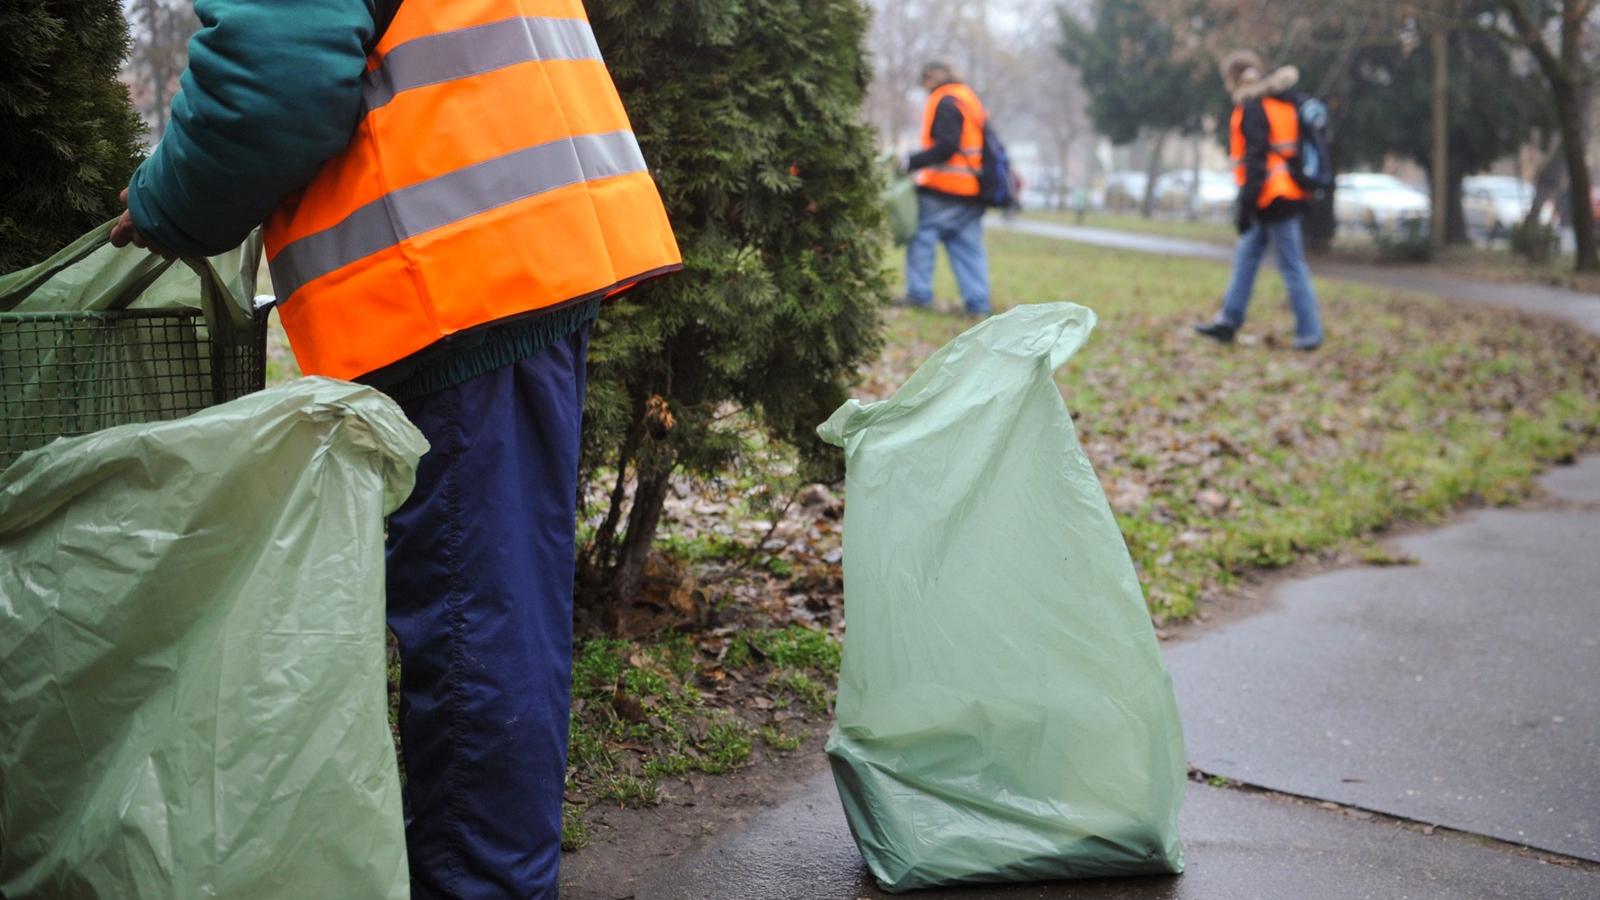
[1194, 321, 1237, 343]
[891, 295, 933, 309]
[1293, 338, 1323, 352]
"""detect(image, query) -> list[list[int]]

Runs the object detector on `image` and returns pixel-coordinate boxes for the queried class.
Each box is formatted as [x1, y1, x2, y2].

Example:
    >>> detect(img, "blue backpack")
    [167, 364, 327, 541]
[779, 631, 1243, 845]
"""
[980, 122, 1022, 210]
[1292, 96, 1334, 195]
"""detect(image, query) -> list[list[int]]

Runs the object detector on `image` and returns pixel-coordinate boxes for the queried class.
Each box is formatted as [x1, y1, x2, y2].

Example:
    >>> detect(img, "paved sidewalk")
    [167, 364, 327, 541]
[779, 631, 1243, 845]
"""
[575, 458, 1600, 898]
[998, 219, 1600, 336]
[1167, 457, 1600, 862]
[622, 772, 1595, 900]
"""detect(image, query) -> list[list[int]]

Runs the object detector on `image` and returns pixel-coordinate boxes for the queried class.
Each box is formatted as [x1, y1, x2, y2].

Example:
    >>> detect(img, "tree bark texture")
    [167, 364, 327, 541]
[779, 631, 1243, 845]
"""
[606, 461, 673, 608]
[1498, 0, 1598, 271]
[1141, 130, 1167, 219]
[1430, 21, 1450, 253]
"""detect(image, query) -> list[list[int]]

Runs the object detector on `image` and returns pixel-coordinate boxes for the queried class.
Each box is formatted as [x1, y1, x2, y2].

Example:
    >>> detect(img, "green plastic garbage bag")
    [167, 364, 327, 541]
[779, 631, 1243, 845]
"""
[885, 174, 917, 246]
[0, 378, 426, 899]
[818, 303, 1185, 892]
[0, 217, 260, 321]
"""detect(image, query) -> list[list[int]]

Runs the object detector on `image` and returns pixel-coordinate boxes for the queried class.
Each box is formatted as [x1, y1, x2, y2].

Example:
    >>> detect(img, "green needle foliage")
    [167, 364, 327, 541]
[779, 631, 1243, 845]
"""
[580, 0, 888, 612]
[1, 0, 145, 273]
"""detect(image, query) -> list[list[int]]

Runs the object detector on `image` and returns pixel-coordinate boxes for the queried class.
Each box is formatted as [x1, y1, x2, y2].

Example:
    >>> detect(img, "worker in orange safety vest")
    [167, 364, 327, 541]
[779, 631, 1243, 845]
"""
[1195, 50, 1324, 351]
[897, 61, 991, 317]
[112, 0, 681, 895]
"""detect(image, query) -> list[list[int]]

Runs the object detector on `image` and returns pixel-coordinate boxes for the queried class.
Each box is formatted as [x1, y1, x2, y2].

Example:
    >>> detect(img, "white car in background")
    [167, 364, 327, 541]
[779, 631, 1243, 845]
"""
[1462, 175, 1543, 238]
[1100, 171, 1150, 212]
[1153, 170, 1236, 220]
[1335, 172, 1430, 233]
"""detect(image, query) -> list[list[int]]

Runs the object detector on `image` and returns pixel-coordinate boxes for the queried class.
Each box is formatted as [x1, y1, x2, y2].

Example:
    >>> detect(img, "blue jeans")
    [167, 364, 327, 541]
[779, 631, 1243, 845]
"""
[385, 325, 589, 899]
[906, 191, 990, 314]
[1219, 214, 1323, 345]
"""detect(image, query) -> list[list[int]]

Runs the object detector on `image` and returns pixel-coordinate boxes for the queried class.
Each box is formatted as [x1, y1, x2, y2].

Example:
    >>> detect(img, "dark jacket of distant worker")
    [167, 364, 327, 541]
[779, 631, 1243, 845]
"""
[898, 62, 991, 316]
[111, 0, 682, 896]
[1195, 51, 1323, 352]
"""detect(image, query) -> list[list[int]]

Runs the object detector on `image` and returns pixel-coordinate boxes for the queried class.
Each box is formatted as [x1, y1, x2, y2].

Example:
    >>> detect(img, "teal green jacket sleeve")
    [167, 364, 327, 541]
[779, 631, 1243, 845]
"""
[127, 0, 378, 258]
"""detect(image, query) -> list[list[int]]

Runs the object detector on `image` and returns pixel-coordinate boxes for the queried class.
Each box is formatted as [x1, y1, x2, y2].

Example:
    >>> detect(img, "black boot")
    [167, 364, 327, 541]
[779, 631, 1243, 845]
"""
[1194, 321, 1237, 344]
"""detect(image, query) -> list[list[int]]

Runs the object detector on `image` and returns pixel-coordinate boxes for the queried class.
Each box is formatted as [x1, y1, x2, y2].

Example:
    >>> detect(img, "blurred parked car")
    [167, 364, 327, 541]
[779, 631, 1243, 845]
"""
[1462, 175, 1542, 239]
[1335, 172, 1429, 233]
[1101, 171, 1149, 212]
[1028, 172, 1077, 211]
[1153, 170, 1236, 220]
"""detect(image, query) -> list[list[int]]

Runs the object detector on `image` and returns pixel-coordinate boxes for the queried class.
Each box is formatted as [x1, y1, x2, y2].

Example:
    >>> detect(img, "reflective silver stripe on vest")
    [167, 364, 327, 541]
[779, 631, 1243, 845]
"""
[271, 129, 646, 302]
[929, 163, 980, 176]
[364, 16, 602, 111]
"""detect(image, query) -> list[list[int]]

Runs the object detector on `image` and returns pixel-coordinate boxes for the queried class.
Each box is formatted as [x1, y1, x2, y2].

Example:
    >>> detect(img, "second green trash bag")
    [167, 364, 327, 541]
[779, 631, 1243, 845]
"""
[818, 303, 1185, 892]
[0, 378, 424, 898]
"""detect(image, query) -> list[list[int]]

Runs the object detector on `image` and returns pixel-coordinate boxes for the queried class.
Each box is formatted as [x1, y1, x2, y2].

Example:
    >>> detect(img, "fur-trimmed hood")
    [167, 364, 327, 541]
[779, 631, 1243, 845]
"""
[1233, 66, 1300, 104]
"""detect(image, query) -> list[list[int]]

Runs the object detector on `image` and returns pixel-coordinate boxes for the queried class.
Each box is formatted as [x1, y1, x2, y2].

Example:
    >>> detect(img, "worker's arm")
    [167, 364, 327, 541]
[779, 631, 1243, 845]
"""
[124, 0, 380, 258]
[905, 97, 965, 172]
[1236, 100, 1269, 216]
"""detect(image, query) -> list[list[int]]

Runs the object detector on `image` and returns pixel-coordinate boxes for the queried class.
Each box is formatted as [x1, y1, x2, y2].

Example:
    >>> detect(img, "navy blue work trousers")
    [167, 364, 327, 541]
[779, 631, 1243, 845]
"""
[385, 325, 589, 899]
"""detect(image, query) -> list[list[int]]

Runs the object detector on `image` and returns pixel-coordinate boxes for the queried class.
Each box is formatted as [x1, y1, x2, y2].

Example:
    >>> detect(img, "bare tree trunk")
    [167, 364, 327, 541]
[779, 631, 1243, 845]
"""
[1555, 78, 1598, 270]
[1187, 135, 1201, 221]
[1430, 20, 1449, 253]
[1498, 0, 1599, 271]
[582, 400, 644, 585]
[606, 460, 673, 606]
[1140, 130, 1167, 219]
[1446, 167, 1469, 245]
[1523, 137, 1564, 234]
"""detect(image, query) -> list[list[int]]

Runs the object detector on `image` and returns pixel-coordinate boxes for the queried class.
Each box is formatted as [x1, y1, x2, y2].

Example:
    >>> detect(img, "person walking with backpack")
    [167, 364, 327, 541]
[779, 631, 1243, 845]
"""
[1195, 51, 1324, 351]
[899, 62, 991, 318]
[110, 0, 681, 896]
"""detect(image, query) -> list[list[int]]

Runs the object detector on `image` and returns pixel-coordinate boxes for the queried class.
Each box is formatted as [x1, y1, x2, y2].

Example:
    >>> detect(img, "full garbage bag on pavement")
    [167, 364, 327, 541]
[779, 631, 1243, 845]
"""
[0, 378, 426, 899]
[818, 303, 1185, 892]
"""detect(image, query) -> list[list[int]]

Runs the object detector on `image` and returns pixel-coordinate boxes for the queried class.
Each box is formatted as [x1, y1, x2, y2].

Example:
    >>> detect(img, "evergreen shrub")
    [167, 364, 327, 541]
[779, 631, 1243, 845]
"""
[0, 0, 144, 273]
[580, 0, 889, 607]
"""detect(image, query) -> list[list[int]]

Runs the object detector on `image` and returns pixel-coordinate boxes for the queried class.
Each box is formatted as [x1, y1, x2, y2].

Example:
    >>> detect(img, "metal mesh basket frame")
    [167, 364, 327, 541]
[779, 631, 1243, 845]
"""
[0, 309, 267, 468]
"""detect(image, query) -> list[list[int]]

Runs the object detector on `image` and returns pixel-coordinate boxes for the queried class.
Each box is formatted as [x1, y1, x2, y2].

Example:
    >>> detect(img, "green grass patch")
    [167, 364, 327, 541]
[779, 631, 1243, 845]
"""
[885, 229, 1600, 621]
[760, 725, 802, 752]
[699, 717, 755, 773]
[561, 804, 591, 851]
[595, 774, 661, 808]
[562, 626, 840, 839]
[769, 669, 831, 714]
[723, 625, 841, 676]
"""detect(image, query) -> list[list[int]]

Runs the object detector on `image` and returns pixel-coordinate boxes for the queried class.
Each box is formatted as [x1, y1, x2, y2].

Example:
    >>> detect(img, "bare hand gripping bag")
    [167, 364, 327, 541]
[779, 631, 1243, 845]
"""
[0, 378, 425, 899]
[818, 303, 1185, 892]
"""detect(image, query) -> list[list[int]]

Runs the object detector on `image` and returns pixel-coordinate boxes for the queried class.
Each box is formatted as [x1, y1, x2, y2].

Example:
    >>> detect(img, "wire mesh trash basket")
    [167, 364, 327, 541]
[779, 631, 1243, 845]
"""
[0, 222, 268, 470]
[0, 310, 266, 468]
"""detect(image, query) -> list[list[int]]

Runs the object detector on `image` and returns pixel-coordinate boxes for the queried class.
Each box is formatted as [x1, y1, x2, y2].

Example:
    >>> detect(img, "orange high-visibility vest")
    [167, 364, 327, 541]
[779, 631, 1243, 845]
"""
[1231, 96, 1305, 209]
[264, 0, 682, 381]
[915, 83, 986, 198]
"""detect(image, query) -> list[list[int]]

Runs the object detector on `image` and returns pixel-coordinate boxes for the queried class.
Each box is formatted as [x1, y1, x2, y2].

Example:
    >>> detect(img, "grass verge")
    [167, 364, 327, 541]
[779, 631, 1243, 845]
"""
[885, 229, 1600, 619]
[562, 624, 838, 825]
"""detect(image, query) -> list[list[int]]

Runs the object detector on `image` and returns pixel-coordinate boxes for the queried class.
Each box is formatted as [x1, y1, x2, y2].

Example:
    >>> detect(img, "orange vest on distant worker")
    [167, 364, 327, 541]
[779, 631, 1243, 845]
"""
[915, 83, 986, 198]
[264, 0, 682, 380]
[1230, 96, 1306, 209]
